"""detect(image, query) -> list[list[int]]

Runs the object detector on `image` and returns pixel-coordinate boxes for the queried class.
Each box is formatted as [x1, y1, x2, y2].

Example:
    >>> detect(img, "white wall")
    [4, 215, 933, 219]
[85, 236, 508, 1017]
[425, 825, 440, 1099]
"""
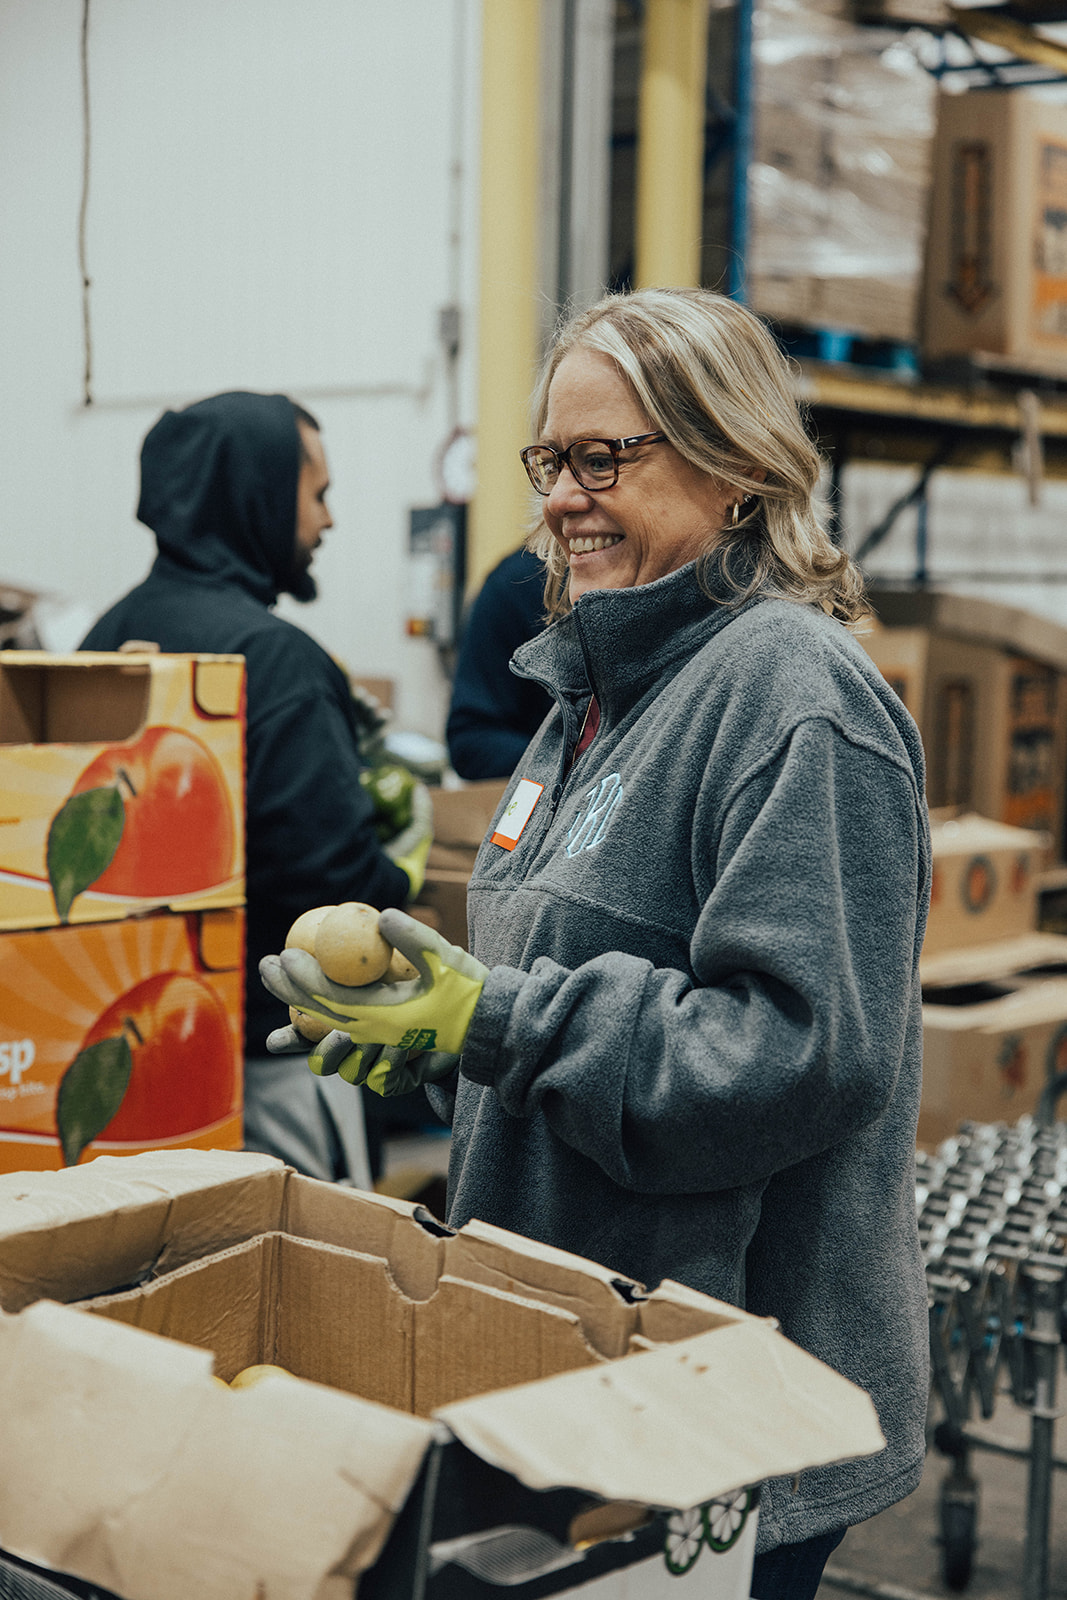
[0, 0, 481, 740]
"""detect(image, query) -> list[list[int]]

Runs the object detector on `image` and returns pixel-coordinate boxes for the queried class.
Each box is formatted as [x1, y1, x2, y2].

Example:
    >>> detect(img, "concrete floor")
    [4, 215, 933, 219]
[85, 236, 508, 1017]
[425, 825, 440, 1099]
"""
[381, 1131, 1065, 1600]
[821, 1394, 1066, 1600]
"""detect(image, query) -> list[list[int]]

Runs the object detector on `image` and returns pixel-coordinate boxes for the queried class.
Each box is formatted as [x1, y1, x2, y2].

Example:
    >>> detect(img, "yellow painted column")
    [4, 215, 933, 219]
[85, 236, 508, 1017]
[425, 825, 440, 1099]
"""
[635, 0, 708, 289]
[469, 0, 543, 598]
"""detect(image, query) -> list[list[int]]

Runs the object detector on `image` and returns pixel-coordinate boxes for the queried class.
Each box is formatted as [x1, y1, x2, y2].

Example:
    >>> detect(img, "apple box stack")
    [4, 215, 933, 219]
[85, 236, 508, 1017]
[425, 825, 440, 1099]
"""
[0, 652, 247, 1172]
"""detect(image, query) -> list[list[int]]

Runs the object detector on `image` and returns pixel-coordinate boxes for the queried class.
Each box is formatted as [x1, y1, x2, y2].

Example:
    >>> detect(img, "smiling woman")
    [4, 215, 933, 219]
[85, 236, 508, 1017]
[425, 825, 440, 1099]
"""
[260, 286, 932, 1600]
[524, 287, 864, 622]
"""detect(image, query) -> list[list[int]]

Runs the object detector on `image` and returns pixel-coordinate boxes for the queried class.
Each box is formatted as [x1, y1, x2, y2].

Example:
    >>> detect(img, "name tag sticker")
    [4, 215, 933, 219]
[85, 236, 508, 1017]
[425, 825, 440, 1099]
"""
[491, 778, 544, 852]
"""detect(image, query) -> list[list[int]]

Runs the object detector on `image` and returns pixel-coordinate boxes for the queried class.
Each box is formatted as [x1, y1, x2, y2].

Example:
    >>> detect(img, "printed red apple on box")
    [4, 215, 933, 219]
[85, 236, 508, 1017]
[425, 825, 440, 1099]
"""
[0, 651, 244, 932]
[47, 726, 237, 922]
[0, 910, 243, 1172]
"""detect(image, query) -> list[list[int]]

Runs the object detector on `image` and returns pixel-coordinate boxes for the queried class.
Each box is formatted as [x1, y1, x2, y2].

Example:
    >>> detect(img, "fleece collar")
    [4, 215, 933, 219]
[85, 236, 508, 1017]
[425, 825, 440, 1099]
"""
[511, 559, 762, 721]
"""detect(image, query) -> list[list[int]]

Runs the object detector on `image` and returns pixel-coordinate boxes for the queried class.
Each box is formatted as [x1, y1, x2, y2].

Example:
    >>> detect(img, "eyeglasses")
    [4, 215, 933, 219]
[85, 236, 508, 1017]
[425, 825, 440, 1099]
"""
[519, 431, 668, 495]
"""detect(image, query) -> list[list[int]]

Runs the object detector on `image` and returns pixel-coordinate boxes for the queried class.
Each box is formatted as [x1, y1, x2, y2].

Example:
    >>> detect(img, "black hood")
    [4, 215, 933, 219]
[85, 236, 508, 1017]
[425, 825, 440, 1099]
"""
[137, 391, 304, 606]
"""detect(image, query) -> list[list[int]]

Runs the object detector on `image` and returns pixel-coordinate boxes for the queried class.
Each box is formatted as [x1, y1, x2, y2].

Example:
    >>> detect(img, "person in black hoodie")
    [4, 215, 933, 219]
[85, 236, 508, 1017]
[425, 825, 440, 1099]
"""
[445, 547, 552, 780]
[80, 390, 428, 1182]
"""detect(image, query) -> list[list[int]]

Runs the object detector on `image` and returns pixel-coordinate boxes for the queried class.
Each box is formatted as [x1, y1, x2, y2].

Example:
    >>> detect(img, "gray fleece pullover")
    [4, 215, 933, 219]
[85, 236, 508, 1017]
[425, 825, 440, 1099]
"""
[432, 558, 931, 1554]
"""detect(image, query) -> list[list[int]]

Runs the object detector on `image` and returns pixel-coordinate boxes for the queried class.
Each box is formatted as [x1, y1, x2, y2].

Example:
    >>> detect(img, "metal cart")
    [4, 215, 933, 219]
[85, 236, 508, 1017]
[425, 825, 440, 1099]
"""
[919, 1107, 1067, 1599]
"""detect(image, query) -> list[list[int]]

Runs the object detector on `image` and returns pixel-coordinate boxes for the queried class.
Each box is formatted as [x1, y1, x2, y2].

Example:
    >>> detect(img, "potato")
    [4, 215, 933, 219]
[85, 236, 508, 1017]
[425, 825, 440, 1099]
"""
[387, 948, 419, 983]
[288, 1004, 332, 1043]
[230, 1364, 290, 1388]
[285, 904, 336, 955]
[314, 901, 392, 987]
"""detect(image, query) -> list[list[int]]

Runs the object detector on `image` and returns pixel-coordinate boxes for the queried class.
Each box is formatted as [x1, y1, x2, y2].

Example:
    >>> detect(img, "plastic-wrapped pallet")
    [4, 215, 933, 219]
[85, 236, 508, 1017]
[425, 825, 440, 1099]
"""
[749, 0, 936, 343]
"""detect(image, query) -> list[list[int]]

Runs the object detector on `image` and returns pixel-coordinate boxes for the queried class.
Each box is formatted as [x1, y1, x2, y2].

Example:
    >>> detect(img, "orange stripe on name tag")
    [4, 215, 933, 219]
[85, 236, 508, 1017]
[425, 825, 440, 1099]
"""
[490, 778, 544, 851]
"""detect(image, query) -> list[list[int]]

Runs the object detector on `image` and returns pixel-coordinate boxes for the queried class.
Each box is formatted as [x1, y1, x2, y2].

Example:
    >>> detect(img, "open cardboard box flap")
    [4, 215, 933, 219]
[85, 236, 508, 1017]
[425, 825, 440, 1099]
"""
[438, 1315, 884, 1508]
[0, 1151, 887, 1600]
[0, 1298, 432, 1600]
[0, 1151, 285, 1311]
[920, 930, 1067, 989]
[0, 1300, 884, 1600]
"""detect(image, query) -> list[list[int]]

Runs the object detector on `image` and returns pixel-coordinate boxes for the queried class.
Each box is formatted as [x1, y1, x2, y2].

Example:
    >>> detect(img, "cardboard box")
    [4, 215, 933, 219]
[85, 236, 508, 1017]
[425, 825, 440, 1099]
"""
[921, 927, 1067, 989]
[750, 272, 917, 345]
[428, 781, 509, 850]
[920, 972, 1067, 1146]
[0, 909, 244, 1172]
[921, 89, 1067, 374]
[925, 812, 1045, 956]
[0, 1150, 885, 1600]
[861, 591, 1067, 853]
[416, 783, 508, 949]
[0, 651, 245, 932]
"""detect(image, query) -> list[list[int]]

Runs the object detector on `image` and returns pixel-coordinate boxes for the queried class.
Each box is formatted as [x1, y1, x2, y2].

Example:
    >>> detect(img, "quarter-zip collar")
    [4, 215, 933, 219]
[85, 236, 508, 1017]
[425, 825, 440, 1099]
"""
[510, 556, 762, 723]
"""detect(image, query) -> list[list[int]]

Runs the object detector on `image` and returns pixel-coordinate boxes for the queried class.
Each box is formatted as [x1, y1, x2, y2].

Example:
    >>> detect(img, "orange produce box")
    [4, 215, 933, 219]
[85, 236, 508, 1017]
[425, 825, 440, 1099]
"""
[0, 908, 243, 1173]
[0, 651, 245, 932]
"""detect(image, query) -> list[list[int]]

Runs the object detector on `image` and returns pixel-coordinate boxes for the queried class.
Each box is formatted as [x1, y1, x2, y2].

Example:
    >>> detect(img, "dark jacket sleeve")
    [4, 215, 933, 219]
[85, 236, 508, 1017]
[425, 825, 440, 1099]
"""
[243, 634, 410, 1039]
[446, 552, 552, 780]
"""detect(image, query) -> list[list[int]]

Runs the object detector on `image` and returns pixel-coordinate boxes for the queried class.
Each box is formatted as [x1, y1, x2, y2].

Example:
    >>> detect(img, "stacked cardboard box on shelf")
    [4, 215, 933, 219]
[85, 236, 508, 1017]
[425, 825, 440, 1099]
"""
[921, 88, 1067, 378]
[748, 0, 936, 343]
[0, 652, 247, 1172]
[0, 1148, 885, 1600]
[860, 587, 1067, 855]
[918, 813, 1067, 1145]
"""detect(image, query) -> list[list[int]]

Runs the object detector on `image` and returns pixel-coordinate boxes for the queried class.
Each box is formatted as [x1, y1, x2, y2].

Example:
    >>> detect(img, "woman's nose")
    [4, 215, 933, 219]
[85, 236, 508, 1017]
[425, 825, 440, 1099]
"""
[545, 465, 591, 517]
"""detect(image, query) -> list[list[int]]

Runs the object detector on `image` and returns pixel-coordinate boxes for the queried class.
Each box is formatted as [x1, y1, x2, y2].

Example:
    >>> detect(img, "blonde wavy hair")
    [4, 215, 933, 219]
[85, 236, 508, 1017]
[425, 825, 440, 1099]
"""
[527, 287, 868, 625]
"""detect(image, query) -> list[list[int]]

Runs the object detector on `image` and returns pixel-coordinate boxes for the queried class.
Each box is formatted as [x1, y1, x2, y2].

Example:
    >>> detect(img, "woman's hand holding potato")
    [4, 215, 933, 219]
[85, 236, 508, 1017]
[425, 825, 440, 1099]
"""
[262, 903, 481, 1094]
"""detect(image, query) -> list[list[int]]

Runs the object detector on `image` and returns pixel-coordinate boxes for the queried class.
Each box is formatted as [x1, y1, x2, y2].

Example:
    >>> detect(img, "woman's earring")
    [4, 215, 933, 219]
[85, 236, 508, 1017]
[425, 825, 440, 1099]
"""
[731, 501, 740, 528]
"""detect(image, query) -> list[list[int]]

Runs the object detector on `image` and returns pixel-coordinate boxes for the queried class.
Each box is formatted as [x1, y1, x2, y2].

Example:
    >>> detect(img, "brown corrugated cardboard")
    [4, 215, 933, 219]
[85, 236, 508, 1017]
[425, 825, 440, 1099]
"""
[751, 273, 917, 344]
[925, 812, 1045, 955]
[860, 593, 1067, 853]
[427, 782, 508, 849]
[920, 974, 1067, 1146]
[0, 651, 245, 932]
[921, 928, 1067, 988]
[414, 784, 508, 949]
[870, 589, 1067, 675]
[416, 867, 471, 949]
[0, 1150, 886, 1600]
[921, 89, 1067, 374]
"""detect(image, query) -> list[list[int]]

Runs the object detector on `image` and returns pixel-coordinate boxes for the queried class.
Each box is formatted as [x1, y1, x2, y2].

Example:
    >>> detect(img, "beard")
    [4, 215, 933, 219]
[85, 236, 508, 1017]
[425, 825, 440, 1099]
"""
[286, 548, 319, 604]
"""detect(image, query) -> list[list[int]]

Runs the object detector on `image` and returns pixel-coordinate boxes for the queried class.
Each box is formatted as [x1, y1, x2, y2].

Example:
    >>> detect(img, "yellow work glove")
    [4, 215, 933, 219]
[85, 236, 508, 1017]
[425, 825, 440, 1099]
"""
[264, 1021, 457, 1097]
[382, 782, 433, 899]
[260, 907, 487, 1062]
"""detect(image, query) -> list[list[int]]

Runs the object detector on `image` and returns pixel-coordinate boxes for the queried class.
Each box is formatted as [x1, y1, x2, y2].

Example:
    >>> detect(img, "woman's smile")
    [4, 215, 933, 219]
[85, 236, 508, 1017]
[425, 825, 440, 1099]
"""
[540, 347, 734, 604]
[566, 532, 624, 554]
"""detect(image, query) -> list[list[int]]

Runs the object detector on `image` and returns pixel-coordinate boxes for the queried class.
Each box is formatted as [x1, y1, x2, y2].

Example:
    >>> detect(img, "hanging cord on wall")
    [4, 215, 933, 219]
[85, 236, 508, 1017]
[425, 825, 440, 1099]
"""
[78, 0, 93, 407]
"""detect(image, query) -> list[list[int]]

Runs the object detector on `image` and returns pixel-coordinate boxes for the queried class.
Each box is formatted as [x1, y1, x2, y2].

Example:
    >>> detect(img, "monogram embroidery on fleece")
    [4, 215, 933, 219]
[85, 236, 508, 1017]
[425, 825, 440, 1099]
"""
[566, 773, 623, 856]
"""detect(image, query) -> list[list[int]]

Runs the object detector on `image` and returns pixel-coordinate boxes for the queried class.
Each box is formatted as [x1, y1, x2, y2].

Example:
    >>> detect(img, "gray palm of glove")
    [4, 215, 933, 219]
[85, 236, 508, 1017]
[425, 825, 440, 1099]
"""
[266, 1020, 457, 1096]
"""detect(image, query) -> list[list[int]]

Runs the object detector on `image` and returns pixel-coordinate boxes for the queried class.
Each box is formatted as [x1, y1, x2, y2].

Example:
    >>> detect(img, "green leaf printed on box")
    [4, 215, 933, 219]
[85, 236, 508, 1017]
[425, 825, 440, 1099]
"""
[46, 785, 125, 922]
[56, 1034, 133, 1166]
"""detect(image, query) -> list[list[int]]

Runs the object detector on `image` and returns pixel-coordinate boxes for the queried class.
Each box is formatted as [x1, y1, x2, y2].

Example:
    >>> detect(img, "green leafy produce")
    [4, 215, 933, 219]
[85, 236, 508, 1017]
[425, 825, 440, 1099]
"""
[360, 762, 416, 842]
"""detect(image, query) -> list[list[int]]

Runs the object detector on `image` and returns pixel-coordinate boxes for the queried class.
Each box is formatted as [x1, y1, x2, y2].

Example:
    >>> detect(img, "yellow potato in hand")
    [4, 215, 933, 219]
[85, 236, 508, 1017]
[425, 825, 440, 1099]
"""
[288, 1005, 332, 1043]
[388, 948, 418, 983]
[314, 902, 392, 987]
[285, 905, 335, 955]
